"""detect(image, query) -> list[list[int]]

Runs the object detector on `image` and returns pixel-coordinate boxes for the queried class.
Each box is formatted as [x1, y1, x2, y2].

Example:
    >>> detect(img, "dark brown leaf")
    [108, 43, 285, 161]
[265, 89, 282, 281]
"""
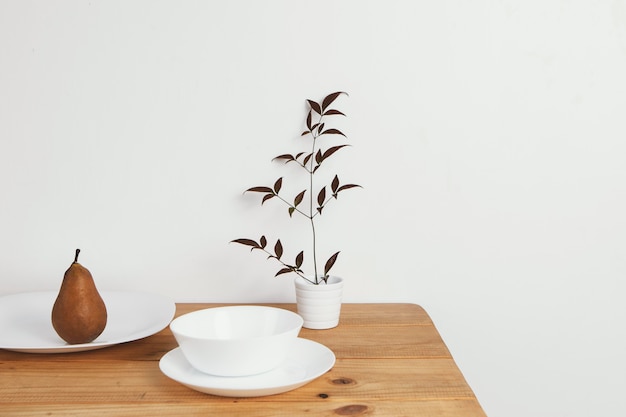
[315, 149, 323, 164]
[323, 109, 345, 116]
[288, 207, 295, 217]
[303, 153, 313, 167]
[319, 128, 346, 137]
[273, 177, 283, 193]
[337, 184, 361, 193]
[295, 251, 304, 268]
[307, 99, 322, 114]
[322, 145, 348, 160]
[317, 123, 325, 135]
[317, 187, 326, 207]
[306, 110, 312, 130]
[231, 238, 260, 249]
[274, 239, 283, 259]
[324, 251, 340, 275]
[262, 193, 275, 204]
[246, 186, 273, 193]
[301, 130, 310, 136]
[331, 175, 339, 193]
[275, 268, 293, 277]
[260, 235, 267, 248]
[322, 92, 346, 111]
[294, 190, 306, 207]
[273, 154, 295, 163]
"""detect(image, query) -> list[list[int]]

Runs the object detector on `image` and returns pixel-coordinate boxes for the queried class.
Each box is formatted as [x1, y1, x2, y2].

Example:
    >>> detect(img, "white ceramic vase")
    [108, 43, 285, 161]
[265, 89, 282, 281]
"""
[294, 275, 344, 330]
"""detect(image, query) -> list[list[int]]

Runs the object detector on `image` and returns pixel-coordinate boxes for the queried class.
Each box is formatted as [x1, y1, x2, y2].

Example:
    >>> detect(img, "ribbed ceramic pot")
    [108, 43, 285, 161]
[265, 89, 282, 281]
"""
[294, 276, 344, 330]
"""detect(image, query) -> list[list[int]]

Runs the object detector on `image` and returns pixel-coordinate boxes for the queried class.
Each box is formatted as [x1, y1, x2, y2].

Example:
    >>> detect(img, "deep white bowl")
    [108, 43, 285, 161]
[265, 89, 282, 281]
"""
[170, 306, 303, 376]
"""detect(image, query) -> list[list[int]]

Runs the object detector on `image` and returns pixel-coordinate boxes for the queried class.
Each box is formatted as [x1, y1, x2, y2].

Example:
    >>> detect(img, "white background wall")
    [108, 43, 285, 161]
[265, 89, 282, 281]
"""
[1, 1, 625, 415]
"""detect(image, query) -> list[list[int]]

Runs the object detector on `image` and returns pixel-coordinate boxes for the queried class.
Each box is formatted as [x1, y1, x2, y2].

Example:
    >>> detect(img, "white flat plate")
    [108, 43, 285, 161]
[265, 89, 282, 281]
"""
[159, 338, 335, 397]
[0, 290, 175, 353]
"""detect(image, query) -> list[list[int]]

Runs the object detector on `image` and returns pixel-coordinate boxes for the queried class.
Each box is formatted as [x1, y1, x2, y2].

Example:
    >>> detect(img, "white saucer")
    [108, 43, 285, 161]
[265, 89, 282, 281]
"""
[159, 338, 335, 397]
[0, 290, 175, 353]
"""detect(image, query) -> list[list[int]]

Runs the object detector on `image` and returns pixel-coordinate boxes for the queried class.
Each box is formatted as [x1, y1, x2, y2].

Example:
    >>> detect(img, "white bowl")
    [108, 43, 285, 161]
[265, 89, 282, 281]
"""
[170, 306, 303, 376]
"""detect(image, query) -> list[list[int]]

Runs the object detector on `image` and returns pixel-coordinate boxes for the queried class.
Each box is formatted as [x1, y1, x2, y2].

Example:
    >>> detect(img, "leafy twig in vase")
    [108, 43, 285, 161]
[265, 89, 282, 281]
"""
[232, 91, 360, 285]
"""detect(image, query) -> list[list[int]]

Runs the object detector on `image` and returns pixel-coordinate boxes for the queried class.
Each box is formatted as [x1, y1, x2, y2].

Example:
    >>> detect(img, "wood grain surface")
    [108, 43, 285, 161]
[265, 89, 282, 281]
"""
[0, 303, 486, 416]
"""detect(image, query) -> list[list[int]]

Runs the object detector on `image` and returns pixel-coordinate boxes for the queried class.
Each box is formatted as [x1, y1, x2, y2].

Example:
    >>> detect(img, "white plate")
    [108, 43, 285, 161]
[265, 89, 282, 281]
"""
[159, 338, 335, 397]
[0, 290, 175, 353]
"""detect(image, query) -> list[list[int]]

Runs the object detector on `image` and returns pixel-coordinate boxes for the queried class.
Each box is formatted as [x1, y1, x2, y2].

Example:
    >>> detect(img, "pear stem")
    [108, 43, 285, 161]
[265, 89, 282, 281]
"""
[74, 249, 80, 263]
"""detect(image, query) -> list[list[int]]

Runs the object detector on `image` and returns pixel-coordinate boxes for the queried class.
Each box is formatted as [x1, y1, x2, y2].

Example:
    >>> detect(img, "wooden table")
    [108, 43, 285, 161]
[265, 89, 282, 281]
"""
[0, 303, 486, 416]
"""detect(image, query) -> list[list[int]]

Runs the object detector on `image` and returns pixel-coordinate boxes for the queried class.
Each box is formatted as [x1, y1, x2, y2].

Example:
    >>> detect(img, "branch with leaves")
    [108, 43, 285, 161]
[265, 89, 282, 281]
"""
[232, 92, 360, 285]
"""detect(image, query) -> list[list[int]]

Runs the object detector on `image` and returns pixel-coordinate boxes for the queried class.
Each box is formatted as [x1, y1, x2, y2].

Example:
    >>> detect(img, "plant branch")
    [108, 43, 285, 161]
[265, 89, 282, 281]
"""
[233, 92, 359, 284]
[273, 193, 310, 219]
[257, 246, 317, 284]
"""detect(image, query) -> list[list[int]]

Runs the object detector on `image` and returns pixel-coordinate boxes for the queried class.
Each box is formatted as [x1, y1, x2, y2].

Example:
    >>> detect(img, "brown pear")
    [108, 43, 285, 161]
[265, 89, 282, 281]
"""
[51, 249, 108, 344]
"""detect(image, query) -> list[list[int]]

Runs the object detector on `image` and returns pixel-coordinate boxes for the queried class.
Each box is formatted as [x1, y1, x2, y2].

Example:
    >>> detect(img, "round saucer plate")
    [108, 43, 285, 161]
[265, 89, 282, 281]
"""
[159, 338, 335, 397]
[0, 290, 175, 353]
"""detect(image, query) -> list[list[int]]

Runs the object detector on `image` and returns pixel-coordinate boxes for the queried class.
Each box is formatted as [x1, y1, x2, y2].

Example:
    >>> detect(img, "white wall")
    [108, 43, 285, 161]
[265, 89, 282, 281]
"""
[1, 1, 625, 415]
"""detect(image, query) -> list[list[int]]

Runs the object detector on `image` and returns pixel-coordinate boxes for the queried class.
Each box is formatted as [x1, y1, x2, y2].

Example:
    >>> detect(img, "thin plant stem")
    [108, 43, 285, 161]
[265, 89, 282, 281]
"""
[310, 127, 318, 283]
